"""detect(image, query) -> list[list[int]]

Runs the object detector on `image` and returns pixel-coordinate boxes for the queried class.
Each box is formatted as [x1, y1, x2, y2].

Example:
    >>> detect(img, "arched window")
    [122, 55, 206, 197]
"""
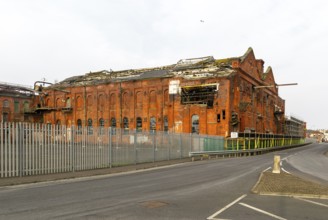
[56, 98, 62, 108]
[150, 117, 156, 133]
[164, 89, 169, 105]
[149, 90, 156, 109]
[99, 118, 105, 135]
[87, 95, 93, 106]
[2, 113, 9, 122]
[77, 119, 82, 134]
[136, 117, 142, 132]
[99, 118, 105, 127]
[110, 93, 116, 107]
[123, 92, 129, 108]
[55, 120, 61, 133]
[123, 117, 129, 134]
[3, 100, 9, 108]
[136, 91, 143, 109]
[66, 98, 71, 108]
[87, 118, 93, 135]
[191, 115, 199, 134]
[24, 101, 29, 112]
[163, 116, 168, 132]
[98, 94, 105, 111]
[76, 96, 82, 109]
[111, 117, 116, 134]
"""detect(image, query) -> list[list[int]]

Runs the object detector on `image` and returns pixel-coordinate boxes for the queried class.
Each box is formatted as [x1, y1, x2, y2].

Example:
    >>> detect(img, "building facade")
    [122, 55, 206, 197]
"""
[0, 82, 39, 123]
[36, 48, 285, 137]
[284, 116, 306, 137]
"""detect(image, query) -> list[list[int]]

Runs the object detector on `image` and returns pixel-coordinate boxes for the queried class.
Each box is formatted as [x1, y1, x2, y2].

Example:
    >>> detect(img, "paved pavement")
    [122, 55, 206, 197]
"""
[0, 158, 191, 187]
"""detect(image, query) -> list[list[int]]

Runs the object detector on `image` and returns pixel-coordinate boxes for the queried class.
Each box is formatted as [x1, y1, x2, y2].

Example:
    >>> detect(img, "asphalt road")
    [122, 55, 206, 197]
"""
[284, 143, 328, 183]
[0, 143, 327, 220]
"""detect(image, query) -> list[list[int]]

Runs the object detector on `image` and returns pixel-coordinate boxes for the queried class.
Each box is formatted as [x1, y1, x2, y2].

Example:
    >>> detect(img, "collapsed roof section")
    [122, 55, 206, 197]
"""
[0, 82, 36, 98]
[48, 47, 265, 88]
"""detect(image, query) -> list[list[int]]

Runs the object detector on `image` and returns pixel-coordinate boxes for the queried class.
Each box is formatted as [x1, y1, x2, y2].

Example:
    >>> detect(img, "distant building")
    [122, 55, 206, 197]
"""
[0, 82, 40, 123]
[34, 48, 286, 137]
[284, 116, 306, 137]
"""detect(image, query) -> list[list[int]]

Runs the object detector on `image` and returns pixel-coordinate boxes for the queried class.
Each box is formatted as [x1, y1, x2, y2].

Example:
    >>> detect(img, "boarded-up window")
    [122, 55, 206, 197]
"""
[110, 93, 116, 107]
[136, 91, 143, 108]
[98, 94, 105, 110]
[123, 92, 129, 108]
[149, 90, 156, 109]
[164, 89, 169, 105]
[76, 96, 82, 109]
[3, 100, 9, 108]
[87, 95, 93, 106]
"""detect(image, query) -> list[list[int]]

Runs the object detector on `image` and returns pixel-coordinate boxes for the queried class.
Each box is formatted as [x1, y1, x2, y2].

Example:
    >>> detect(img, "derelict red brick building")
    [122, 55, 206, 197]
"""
[37, 48, 285, 137]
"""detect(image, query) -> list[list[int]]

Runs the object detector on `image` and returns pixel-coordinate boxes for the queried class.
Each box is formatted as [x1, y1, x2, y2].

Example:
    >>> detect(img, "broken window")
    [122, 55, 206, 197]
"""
[110, 118, 116, 134]
[136, 117, 142, 132]
[163, 116, 168, 132]
[150, 117, 156, 133]
[180, 84, 217, 108]
[77, 119, 82, 134]
[191, 115, 199, 134]
[87, 118, 93, 135]
[24, 101, 29, 112]
[3, 100, 9, 108]
[14, 101, 20, 113]
[2, 113, 8, 122]
[123, 117, 129, 134]
[99, 118, 105, 135]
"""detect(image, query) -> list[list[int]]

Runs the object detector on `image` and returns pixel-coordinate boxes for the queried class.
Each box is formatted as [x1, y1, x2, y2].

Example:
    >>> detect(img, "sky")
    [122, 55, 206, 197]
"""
[0, 0, 327, 129]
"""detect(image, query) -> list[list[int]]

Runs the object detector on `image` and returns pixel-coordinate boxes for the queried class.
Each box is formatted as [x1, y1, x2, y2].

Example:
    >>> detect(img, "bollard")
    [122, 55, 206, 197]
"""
[272, 155, 281, 174]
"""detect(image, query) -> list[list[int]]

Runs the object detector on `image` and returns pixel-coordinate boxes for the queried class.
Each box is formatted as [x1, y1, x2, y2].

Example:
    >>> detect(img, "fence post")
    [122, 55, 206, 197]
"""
[109, 127, 112, 168]
[134, 130, 137, 165]
[153, 132, 156, 163]
[189, 133, 192, 153]
[70, 125, 75, 172]
[18, 122, 23, 177]
[180, 133, 182, 159]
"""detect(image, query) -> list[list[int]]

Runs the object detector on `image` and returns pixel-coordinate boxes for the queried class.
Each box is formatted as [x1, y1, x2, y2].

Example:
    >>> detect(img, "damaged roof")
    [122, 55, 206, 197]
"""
[49, 53, 243, 88]
[0, 82, 36, 98]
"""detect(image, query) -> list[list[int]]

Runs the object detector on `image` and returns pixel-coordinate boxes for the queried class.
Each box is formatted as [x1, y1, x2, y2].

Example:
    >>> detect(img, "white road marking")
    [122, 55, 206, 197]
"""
[294, 197, 328, 208]
[207, 194, 247, 220]
[263, 167, 271, 172]
[281, 167, 290, 174]
[239, 202, 287, 220]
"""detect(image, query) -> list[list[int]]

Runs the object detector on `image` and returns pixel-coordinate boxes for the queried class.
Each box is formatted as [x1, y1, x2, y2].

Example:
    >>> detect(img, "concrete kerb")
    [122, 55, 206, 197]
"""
[251, 170, 328, 200]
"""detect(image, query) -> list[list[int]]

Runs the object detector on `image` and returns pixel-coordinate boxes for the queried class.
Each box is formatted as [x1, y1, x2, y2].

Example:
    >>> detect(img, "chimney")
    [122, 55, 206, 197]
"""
[256, 59, 264, 74]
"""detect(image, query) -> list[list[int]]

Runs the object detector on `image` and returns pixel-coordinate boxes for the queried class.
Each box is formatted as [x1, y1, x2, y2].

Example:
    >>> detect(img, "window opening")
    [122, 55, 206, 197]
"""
[150, 117, 156, 133]
[111, 118, 116, 134]
[181, 84, 217, 108]
[191, 115, 199, 134]
[222, 110, 226, 120]
[3, 100, 9, 108]
[24, 101, 29, 112]
[136, 117, 142, 132]
[99, 118, 105, 135]
[14, 101, 19, 113]
[163, 116, 168, 132]
[123, 117, 129, 134]
[2, 113, 9, 122]
[77, 119, 82, 134]
[87, 118, 93, 135]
